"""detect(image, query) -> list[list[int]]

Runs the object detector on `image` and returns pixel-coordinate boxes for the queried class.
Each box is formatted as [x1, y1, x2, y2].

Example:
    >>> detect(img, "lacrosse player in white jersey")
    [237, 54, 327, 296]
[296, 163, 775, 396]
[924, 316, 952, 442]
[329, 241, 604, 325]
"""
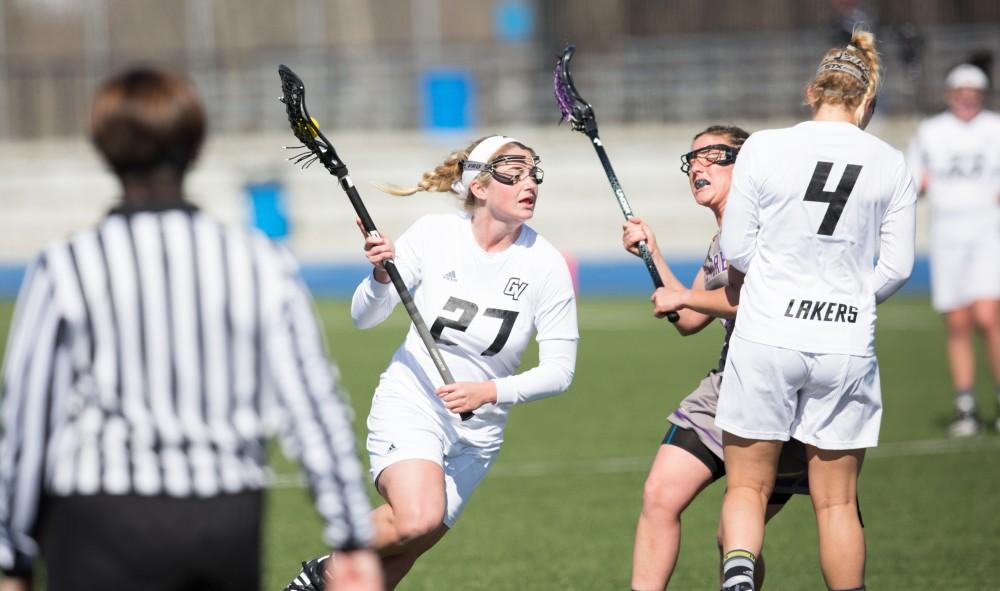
[712, 31, 916, 591]
[907, 63, 1000, 437]
[346, 135, 578, 588]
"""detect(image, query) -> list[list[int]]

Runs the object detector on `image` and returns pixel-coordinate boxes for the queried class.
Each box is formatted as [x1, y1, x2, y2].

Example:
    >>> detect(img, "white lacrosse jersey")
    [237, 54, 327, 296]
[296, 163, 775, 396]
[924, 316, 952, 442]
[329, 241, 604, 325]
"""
[351, 213, 578, 444]
[721, 121, 917, 356]
[907, 110, 1000, 228]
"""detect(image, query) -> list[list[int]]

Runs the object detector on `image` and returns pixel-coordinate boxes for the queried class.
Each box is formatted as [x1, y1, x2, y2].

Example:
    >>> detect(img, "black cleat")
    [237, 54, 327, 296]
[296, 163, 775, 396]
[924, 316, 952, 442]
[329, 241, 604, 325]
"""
[283, 554, 329, 591]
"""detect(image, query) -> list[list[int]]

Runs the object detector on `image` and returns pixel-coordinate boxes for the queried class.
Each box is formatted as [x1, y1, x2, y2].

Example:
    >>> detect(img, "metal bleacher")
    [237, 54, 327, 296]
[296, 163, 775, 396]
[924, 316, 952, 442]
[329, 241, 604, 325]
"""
[1, 23, 996, 295]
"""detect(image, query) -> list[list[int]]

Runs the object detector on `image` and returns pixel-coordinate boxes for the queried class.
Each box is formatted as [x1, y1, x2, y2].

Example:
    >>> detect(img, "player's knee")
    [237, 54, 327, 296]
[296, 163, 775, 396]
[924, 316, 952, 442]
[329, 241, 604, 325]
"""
[640, 478, 685, 520]
[946, 310, 975, 334]
[394, 507, 445, 542]
[971, 309, 999, 334]
[729, 481, 774, 503]
[810, 493, 856, 513]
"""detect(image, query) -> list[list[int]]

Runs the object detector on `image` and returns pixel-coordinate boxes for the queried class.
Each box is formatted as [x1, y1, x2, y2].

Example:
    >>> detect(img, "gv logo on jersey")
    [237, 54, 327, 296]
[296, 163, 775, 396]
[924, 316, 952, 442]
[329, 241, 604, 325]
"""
[503, 277, 528, 300]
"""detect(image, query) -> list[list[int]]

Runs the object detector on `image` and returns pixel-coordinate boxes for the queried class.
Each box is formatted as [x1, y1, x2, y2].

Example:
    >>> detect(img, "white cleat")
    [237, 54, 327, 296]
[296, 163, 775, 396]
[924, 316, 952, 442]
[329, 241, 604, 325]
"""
[948, 416, 980, 437]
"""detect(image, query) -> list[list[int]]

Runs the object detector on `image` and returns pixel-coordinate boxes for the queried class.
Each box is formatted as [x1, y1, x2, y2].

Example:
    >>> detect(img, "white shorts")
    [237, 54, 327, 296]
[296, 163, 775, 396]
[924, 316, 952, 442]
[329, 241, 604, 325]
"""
[930, 221, 1000, 312]
[366, 388, 498, 528]
[716, 335, 882, 450]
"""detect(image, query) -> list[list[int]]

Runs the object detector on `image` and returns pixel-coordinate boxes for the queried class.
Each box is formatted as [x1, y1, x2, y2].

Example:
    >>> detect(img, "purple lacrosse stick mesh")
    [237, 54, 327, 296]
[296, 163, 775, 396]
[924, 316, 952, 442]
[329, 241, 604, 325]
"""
[552, 44, 595, 134]
[553, 60, 575, 124]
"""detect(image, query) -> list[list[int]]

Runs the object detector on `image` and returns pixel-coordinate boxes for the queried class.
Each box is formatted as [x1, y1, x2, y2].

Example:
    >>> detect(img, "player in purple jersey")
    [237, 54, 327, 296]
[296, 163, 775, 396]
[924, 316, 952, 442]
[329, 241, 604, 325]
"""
[622, 125, 809, 591]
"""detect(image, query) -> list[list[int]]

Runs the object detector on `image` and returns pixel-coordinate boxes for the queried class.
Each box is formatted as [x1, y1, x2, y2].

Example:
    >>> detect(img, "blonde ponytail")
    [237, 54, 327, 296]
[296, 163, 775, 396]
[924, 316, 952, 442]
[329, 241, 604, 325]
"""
[375, 136, 534, 211]
[849, 29, 881, 101]
[375, 143, 470, 197]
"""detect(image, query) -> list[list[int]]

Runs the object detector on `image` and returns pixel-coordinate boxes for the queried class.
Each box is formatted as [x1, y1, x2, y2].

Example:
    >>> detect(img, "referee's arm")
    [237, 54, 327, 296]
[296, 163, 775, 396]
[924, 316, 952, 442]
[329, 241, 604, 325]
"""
[262, 248, 374, 550]
[0, 257, 61, 578]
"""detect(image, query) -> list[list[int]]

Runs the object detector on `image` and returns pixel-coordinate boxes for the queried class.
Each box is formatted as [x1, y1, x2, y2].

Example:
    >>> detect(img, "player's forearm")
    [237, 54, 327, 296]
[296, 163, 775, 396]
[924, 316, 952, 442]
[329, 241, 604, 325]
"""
[874, 187, 916, 304]
[494, 339, 577, 405]
[680, 287, 738, 320]
[648, 246, 686, 291]
[350, 273, 399, 328]
[873, 251, 913, 304]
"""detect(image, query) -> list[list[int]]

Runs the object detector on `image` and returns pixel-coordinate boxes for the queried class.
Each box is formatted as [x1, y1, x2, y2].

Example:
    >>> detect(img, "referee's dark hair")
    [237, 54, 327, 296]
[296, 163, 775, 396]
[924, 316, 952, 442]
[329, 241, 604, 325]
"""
[90, 68, 206, 176]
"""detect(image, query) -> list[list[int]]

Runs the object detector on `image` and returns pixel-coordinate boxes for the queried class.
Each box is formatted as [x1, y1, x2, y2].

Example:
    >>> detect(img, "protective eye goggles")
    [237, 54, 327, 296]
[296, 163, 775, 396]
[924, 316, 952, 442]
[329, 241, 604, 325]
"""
[461, 155, 544, 186]
[679, 144, 739, 174]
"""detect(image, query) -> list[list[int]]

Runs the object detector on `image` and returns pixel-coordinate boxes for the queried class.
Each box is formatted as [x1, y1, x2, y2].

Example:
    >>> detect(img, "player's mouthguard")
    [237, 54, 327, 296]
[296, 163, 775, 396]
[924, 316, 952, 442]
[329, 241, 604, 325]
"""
[694, 179, 710, 189]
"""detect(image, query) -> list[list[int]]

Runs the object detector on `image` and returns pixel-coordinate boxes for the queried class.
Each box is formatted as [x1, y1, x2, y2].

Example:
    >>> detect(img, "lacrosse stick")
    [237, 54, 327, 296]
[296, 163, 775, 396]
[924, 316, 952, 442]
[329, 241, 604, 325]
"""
[553, 45, 679, 323]
[277, 64, 472, 420]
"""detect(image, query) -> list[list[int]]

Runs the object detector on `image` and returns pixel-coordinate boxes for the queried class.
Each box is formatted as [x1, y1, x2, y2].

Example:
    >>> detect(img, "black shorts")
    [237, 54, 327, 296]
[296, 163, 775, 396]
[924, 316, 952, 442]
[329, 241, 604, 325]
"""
[38, 491, 263, 591]
[662, 424, 810, 507]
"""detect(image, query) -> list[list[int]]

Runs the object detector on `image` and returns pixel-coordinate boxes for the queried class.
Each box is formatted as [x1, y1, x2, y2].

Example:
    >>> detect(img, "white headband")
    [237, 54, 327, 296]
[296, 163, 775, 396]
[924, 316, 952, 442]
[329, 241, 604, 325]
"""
[450, 135, 520, 197]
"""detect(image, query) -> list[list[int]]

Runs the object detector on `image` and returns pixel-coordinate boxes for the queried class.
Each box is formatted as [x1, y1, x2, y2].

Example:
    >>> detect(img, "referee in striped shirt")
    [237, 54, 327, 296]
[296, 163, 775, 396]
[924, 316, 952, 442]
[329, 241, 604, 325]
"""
[0, 68, 381, 591]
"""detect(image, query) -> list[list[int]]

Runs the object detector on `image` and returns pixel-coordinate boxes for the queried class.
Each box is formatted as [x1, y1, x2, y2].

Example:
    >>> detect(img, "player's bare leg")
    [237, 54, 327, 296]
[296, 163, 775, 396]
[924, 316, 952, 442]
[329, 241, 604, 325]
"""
[945, 306, 979, 435]
[368, 459, 448, 586]
[717, 503, 784, 590]
[379, 523, 448, 589]
[631, 444, 714, 590]
[371, 459, 445, 551]
[970, 299, 1000, 397]
[945, 306, 976, 391]
[806, 446, 866, 590]
[719, 434, 782, 590]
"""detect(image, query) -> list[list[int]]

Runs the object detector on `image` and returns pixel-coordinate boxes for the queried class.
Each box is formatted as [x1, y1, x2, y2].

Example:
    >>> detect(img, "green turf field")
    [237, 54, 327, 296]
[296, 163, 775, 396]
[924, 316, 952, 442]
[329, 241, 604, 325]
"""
[2, 297, 999, 590]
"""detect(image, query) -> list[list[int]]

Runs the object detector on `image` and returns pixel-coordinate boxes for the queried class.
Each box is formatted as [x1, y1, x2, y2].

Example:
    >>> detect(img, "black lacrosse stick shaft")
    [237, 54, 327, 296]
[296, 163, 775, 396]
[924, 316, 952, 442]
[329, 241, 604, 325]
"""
[588, 132, 679, 322]
[340, 177, 471, 419]
[584, 129, 666, 291]
[278, 64, 472, 420]
[554, 46, 678, 322]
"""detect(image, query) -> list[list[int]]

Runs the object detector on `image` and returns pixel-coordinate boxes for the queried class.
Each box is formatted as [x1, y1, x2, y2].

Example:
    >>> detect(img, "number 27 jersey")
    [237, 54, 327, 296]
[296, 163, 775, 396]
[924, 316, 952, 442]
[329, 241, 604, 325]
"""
[720, 121, 916, 356]
[352, 213, 578, 419]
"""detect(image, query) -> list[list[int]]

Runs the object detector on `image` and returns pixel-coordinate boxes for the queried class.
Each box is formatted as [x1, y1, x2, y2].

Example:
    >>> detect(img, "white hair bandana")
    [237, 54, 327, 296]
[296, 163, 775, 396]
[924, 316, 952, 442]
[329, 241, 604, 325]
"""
[450, 135, 520, 197]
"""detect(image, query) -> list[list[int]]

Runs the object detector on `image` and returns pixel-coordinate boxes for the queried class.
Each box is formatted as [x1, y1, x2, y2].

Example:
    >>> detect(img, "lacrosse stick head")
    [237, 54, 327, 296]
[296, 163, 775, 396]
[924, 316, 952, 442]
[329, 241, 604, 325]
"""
[553, 45, 597, 135]
[278, 64, 348, 177]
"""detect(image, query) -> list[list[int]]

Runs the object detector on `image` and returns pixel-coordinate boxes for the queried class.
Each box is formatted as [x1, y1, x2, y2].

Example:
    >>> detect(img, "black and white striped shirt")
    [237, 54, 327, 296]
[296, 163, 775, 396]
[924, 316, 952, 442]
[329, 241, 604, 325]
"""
[0, 203, 373, 574]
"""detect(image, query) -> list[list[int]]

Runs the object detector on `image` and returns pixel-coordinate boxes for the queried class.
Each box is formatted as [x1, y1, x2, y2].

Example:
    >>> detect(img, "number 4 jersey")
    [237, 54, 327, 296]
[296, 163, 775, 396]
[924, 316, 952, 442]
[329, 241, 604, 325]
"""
[720, 121, 917, 356]
[351, 213, 578, 426]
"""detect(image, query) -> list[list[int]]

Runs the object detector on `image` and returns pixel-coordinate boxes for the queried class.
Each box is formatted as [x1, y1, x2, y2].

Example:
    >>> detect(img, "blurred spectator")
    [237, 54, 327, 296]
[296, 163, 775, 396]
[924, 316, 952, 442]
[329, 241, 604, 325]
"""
[907, 62, 1000, 437]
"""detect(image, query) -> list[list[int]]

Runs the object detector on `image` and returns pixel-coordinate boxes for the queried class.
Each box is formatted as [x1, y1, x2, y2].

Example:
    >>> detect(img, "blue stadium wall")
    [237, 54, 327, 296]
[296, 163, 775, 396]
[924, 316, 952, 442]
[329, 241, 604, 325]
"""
[0, 258, 932, 299]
